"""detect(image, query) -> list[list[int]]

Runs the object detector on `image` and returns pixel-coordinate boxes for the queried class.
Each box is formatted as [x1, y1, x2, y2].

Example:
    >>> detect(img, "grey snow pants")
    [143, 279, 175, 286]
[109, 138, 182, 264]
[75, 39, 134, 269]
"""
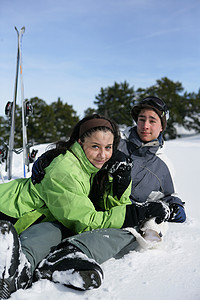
[20, 222, 138, 274]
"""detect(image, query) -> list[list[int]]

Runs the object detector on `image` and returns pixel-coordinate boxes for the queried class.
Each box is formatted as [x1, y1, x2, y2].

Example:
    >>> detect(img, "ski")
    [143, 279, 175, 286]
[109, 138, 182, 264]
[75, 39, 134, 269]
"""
[18, 26, 29, 178]
[5, 26, 35, 179]
[5, 27, 21, 180]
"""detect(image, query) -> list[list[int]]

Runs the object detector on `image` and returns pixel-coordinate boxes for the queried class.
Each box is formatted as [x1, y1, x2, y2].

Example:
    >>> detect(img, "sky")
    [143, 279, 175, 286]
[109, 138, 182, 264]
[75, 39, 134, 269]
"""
[0, 0, 200, 119]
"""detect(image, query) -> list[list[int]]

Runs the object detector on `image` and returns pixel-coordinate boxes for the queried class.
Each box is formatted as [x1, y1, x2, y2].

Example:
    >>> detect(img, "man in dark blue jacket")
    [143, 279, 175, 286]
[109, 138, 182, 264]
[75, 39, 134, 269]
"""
[119, 96, 186, 223]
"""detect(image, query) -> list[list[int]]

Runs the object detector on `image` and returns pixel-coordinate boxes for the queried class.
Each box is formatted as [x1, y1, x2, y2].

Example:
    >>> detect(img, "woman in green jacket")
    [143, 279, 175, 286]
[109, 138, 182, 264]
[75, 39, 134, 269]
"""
[0, 115, 132, 234]
[0, 114, 169, 298]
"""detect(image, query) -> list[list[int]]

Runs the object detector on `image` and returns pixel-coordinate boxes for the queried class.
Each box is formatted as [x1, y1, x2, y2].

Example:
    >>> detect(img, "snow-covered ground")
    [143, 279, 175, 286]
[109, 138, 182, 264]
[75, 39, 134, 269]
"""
[0, 135, 200, 300]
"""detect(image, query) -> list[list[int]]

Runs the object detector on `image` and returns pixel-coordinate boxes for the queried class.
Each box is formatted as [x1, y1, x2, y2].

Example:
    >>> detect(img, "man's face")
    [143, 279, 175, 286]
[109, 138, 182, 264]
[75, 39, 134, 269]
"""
[137, 108, 163, 142]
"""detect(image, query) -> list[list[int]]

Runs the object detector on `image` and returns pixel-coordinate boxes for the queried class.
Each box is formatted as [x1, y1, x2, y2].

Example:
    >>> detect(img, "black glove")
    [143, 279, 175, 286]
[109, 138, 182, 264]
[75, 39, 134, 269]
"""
[168, 203, 186, 223]
[103, 150, 133, 199]
[31, 150, 57, 184]
[122, 200, 170, 228]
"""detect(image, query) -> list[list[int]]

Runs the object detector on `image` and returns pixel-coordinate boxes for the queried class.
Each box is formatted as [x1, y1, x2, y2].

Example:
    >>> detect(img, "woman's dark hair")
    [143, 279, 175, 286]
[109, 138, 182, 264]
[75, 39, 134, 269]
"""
[47, 114, 120, 155]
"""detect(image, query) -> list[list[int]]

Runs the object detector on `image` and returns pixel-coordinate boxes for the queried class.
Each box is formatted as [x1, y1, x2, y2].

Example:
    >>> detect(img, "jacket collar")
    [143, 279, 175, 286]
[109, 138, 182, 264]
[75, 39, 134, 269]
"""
[126, 126, 163, 155]
[70, 141, 100, 175]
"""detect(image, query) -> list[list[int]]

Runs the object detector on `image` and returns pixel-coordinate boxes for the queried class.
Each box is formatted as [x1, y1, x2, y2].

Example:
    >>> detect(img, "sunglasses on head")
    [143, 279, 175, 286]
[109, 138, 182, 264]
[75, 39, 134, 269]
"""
[140, 97, 168, 115]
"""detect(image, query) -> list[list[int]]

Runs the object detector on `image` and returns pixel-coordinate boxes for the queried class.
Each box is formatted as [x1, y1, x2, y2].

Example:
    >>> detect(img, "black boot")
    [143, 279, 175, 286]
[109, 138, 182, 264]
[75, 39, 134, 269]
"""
[35, 242, 104, 291]
[0, 221, 32, 299]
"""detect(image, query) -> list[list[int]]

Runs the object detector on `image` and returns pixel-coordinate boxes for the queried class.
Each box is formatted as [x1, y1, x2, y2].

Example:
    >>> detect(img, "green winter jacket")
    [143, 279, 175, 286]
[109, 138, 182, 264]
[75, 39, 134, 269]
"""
[0, 142, 131, 234]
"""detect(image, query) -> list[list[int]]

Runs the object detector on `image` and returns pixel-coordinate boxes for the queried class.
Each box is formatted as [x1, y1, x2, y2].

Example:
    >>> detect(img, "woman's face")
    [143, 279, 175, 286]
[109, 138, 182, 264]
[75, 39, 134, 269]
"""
[137, 108, 163, 142]
[79, 130, 114, 169]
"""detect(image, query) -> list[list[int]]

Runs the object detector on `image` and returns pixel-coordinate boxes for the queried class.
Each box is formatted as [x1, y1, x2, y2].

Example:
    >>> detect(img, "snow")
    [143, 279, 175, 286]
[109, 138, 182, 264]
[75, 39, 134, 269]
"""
[0, 135, 200, 300]
[0, 224, 14, 278]
[52, 269, 85, 289]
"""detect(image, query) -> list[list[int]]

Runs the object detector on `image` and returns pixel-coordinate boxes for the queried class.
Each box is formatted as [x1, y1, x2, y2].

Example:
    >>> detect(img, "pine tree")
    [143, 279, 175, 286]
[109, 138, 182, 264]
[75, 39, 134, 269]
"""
[94, 81, 135, 126]
[50, 98, 79, 140]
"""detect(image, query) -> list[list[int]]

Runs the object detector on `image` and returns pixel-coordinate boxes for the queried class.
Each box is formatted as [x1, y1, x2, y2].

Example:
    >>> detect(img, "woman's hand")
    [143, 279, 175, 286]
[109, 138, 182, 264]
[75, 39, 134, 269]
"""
[103, 150, 133, 199]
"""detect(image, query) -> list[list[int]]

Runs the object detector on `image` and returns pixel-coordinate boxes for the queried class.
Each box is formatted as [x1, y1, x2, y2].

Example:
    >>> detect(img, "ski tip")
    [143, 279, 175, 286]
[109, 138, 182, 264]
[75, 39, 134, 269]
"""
[14, 26, 25, 34]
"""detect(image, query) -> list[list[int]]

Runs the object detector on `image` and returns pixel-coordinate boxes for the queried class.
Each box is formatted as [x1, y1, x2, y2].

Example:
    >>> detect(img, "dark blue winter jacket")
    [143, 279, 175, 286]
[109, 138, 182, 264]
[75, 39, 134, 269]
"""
[119, 126, 184, 207]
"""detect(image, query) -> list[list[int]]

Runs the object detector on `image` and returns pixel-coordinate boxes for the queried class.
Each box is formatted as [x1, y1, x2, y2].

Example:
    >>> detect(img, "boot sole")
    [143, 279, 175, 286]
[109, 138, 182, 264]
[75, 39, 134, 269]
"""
[0, 278, 11, 299]
[0, 221, 20, 298]
[52, 268, 102, 290]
